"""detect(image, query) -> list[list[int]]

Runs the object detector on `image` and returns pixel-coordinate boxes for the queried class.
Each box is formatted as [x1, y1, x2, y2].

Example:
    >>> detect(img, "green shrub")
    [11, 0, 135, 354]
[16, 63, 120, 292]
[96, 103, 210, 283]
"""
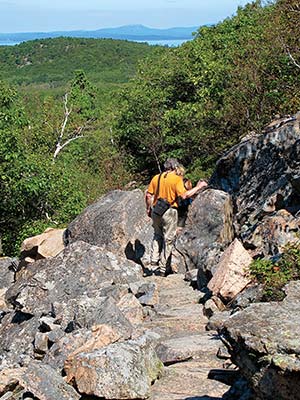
[250, 242, 300, 301]
[5, 219, 53, 257]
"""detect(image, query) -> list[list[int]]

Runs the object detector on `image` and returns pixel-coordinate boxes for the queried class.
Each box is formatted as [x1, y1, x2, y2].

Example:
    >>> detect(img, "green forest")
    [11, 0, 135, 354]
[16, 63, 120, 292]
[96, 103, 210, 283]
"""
[1, 0, 299, 255]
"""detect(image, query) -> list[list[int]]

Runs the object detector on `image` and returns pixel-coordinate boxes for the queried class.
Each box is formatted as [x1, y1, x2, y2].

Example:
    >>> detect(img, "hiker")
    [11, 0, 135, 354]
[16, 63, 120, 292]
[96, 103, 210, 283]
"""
[145, 158, 207, 276]
[177, 177, 193, 232]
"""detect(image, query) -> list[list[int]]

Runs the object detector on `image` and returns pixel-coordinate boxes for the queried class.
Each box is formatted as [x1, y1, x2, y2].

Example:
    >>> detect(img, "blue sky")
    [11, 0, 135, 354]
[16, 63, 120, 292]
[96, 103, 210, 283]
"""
[0, 0, 251, 33]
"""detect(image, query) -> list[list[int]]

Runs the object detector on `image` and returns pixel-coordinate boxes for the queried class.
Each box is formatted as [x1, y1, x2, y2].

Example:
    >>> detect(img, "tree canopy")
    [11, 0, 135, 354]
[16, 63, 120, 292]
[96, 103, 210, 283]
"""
[115, 0, 300, 179]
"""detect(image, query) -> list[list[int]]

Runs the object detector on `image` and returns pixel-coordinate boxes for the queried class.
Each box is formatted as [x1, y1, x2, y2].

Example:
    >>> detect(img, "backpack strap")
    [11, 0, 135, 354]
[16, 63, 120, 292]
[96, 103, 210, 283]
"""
[154, 173, 163, 204]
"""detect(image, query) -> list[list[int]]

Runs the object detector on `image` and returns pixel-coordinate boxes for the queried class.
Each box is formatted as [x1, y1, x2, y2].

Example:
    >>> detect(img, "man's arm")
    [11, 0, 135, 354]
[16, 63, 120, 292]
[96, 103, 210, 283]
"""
[180, 180, 208, 200]
[145, 191, 153, 217]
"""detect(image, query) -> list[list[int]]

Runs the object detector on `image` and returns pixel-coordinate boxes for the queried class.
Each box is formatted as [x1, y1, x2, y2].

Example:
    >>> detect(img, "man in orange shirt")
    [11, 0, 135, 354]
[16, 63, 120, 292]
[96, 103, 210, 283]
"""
[145, 158, 207, 276]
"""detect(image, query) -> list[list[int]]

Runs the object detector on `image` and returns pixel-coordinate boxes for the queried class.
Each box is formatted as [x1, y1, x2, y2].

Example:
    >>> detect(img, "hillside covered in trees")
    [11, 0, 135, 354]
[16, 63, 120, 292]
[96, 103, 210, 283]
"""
[0, 37, 161, 86]
[1, 0, 300, 255]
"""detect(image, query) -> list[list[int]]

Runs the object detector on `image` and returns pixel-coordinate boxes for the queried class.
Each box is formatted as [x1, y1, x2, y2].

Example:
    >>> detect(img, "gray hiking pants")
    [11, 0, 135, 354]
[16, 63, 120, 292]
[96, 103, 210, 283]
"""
[151, 207, 178, 274]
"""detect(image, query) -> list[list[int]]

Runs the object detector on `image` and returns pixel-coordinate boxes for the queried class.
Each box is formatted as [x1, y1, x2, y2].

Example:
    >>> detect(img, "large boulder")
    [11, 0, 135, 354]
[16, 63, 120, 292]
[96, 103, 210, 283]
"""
[20, 228, 65, 263]
[220, 280, 300, 400]
[5, 241, 142, 324]
[65, 189, 153, 264]
[210, 115, 300, 256]
[175, 189, 234, 287]
[22, 362, 81, 399]
[45, 324, 124, 371]
[64, 332, 163, 399]
[207, 239, 253, 303]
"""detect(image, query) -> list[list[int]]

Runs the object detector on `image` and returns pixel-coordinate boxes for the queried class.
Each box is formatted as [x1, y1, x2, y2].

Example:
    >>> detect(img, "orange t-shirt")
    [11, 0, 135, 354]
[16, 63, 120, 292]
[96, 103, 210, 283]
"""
[147, 172, 186, 208]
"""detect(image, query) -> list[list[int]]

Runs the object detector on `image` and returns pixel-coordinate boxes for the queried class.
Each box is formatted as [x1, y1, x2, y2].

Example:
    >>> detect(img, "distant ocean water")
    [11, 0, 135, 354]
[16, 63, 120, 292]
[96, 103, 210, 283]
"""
[0, 38, 190, 47]
[0, 41, 20, 46]
[136, 39, 189, 47]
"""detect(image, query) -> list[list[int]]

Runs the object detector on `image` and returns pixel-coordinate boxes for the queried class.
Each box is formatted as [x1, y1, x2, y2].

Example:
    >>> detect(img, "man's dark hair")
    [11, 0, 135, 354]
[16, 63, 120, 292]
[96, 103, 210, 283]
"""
[163, 158, 179, 171]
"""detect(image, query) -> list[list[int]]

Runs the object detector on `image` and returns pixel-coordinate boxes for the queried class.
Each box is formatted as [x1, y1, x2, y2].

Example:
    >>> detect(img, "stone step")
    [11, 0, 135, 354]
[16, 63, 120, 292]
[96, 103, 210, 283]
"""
[149, 274, 194, 291]
[149, 360, 231, 400]
[158, 287, 202, 306]
[143, 318, 206, 339]
[156, 333, 223, 364]
[145, 273, 232, 400]
[155, 274, 204, 305]
[143, 304, 208, 338]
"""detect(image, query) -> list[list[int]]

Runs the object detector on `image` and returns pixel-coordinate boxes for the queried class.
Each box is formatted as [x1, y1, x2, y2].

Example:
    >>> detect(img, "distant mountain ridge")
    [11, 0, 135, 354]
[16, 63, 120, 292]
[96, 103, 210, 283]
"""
[0, 25, 199, 44]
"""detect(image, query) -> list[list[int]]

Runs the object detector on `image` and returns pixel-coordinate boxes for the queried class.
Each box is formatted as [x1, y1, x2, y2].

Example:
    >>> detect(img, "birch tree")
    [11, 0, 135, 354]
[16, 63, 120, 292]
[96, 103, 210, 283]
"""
[53, 70, 96, 162]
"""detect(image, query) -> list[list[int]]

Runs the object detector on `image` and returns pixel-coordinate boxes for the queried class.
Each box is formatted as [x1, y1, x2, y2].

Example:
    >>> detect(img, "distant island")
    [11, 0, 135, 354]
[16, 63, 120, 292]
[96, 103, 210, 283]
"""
[0, 25, 199, 45]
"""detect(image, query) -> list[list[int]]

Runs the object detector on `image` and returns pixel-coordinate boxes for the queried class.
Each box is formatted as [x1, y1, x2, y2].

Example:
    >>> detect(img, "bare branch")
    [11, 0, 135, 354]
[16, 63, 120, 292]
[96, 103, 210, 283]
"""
[59, 135, 84, 151]
[59, 93, 72, 141]
[278, 36, 300, 70]
[52, 93, 91, 162]
[152, 148, 161, 173]
[287, 49, 300, 70]
[109, 127, 114, 146]
[45, 212, 59, 225]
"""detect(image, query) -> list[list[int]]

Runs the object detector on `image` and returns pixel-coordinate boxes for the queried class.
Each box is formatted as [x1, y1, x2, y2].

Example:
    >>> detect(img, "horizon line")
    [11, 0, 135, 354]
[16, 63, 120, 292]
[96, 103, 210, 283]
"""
[0, 24, 204, 35]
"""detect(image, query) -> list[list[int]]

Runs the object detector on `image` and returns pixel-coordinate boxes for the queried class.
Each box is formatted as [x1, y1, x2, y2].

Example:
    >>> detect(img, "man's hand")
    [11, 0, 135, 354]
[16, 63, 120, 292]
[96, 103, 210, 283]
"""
[196, 180, 208, 189]
[146, 208, 152, 217]
[181, 180, 208, 200]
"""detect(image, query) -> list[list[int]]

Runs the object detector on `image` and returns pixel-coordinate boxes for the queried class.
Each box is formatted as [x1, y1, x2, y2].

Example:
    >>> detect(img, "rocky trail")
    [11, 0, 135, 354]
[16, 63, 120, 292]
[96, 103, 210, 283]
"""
[2, 114, 300, 399]
[143, 274, 233, 400]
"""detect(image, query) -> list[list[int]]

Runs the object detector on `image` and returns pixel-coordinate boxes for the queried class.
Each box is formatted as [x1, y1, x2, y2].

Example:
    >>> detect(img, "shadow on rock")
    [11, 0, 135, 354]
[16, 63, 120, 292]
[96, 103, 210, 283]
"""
[125, 239, 145, 265]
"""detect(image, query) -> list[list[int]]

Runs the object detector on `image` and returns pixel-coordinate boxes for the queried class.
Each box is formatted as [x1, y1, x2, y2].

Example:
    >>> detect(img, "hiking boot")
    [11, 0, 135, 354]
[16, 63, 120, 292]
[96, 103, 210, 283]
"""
[142, 261, 159, 277]
[154, 269, 166, 277]
[143, 268, 153, 277]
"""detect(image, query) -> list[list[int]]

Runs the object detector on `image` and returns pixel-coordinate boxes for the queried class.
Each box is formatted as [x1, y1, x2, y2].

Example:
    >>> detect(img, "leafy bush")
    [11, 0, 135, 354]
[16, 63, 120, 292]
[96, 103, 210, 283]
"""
[250, 242, 300, 301]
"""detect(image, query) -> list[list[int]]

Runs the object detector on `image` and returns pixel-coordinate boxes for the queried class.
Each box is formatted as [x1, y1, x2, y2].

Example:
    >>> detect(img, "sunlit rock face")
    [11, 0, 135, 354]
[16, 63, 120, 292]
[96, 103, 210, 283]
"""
[65, 189, 152, 264]
[210, 115, 300, 257]
[175, 188, 234, 287]
[207, 238, 252, 303]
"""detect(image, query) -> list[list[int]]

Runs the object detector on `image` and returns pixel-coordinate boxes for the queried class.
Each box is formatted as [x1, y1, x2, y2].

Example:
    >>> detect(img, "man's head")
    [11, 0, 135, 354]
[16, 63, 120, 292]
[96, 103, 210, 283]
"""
[163, 158, 179, 171]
